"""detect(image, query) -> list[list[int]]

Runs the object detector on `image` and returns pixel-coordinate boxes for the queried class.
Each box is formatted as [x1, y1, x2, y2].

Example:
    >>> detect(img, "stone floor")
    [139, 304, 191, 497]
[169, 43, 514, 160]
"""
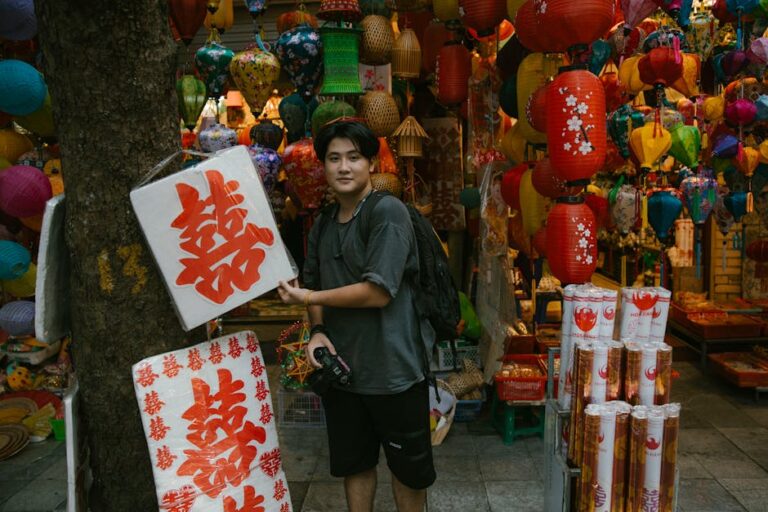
[1, 360, 768, 511]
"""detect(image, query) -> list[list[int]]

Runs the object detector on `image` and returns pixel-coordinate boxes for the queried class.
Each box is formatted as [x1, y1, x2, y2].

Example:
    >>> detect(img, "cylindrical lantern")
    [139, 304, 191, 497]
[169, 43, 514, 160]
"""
[0, 241, 30, 280]
[436, 42, 472, 106]
[532, 158, 579, 198]
[0, 60, 47, 116]
[546, 68, 607, 184]
[358, 91, 400, 137]
[177, 75, 207, 131]
[460, 0, 506, 37]
[360, 15, 394, 65]
[194, 32, 235, 98]
[275, 24, 324, 101]
[0, 165, 52, 218]
[526, 85, 548, 133]
[611, 184, 641, 233]
[283, 138, 327, 209]
[319, 26, 364, 95]
[514, 0, 548, 52]
[501, 163, 528, 211]
[546, 197, 598, 284]
[421, 21, 454, 74]
[229, 41, 281, 114]
[392, 29, 422, 79]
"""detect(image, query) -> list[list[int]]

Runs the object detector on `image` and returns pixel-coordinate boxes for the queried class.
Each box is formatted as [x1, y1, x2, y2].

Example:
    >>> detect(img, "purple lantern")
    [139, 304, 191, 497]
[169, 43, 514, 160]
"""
[247, 144, 282, 194]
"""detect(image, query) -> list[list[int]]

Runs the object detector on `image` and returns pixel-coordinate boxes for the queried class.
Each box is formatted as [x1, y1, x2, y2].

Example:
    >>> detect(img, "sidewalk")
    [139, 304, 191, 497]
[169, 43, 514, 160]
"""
[1, 361, 767, 511]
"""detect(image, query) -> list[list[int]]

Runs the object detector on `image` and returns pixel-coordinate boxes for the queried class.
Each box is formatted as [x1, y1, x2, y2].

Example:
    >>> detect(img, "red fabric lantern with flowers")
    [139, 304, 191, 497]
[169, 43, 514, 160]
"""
[437, 42, 471, 106]
[546, 69, 607, 184]
[638, 47, 683, 87]
[459, 0, 506, 37]
[501, 163, 528, 211]
[283, 138, 327, 209]
[546, 197, 598, 284]
[537, 0, 615, 53]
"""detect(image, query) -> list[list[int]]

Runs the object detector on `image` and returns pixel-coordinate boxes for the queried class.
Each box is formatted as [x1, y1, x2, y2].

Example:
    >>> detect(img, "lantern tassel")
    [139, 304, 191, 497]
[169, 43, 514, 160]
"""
[695, 225, 701, 279]
[722, 240, 727, 272]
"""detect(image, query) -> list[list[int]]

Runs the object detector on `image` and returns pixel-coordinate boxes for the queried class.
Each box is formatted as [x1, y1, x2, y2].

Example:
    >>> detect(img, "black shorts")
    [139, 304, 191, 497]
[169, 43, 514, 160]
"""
[320, 380, 436, 490]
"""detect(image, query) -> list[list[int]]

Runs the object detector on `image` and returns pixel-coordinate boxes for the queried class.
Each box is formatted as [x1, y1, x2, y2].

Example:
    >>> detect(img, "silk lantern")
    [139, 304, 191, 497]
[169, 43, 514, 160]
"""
[0, 60, 46, 116]
[277, 6, 318, 33]
[319, 26, 363, 95]
[680, 172, 718, 224]
[0, 241, 30, 280]
[725, 191, 748, 221]
[686, 13, 717, 60]
[204, 0, 233, 31]
[437, 42, 472, 106]
[501, 163, 528, 211]
[546, 197, 598, 284]
[725, 98, 757, 127]
[532, 158, 579, 198]
[638, 47, 683, 87]
[647, 190, 682, 242]
[629, 123, 671, 171]
[711, 132, 739, 158]
[276, 24, 323, 100]
[0, 0, 37, 41]
[247, 144, 281, 194]
[500, 123, 528, 163]
[460, 0, 506, 37]
[621, 0, 659, 31]
[168, 0, 207, 45]
[611, 184, 641, 233]
[537, 0, 616, 54]
[526, 86, 548, 133]
[520, 168, 547, 236]
[618, 55, 652, 95]
[198, 123, 237, 152]
[177, 75, 207, 131]
[194, 32, 235, 98]
[602, 72, 630, 113]
[589, 40, 612, 76]
[250, 119, 284, 150]
[283, 138, 327, 209]
[669, 124, 701, 169]
[608, 104, 646, 158]
[546, 68, 607, 184]
[229, 40, 281, 114]
[670, 53, 700, 98]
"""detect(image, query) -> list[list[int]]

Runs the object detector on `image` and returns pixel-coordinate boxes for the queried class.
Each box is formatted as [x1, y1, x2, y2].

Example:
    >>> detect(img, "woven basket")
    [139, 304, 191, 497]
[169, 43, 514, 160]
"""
[392, 115, 428, 158]
[358, 91, 400, 137]
[370, 172, 403, 197]
[391, 28, 421, 79]
[431, 380, 457, 446]
[360, 15, 394, 65]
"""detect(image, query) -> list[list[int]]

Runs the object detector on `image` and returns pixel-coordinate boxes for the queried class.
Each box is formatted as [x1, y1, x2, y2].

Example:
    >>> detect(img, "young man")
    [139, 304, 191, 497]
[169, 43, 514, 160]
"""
[277, 120, 436, 512]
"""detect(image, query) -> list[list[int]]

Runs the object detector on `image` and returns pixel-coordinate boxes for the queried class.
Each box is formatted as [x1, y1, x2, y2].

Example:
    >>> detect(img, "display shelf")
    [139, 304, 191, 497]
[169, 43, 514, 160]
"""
[670, 319, 768, 369]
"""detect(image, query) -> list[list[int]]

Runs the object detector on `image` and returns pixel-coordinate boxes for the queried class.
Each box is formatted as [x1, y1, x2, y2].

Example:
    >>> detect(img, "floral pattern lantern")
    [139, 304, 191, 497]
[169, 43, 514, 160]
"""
[608, 105, 645, 159]
[275, 24, 323, 101]
[546, 68, 607, 185]
[198, 123, 237, 152]
[176, 75, 207, 131]
[317, 0, 363, 22]
[283, 138, 327, 209]
[611, 184, 641, 234]
[546, 197, 598, 284]
[247, 144, 281, 194]
[194, 32, 235, 98]
[229, 39, 281, 115]
[681, 171, 718, 276]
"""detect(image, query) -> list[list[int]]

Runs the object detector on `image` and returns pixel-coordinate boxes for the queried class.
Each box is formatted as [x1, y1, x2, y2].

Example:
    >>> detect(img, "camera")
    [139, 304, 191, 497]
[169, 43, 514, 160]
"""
[309, 347, 352, 395]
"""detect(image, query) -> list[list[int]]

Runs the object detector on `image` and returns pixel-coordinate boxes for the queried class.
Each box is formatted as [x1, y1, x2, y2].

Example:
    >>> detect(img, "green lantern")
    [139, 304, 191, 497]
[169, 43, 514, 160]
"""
[311, 99, 356, 136]
[194, 29, 235, 98]
[669, 124, 701, 169]
[319, 25, 363, 96]
[177, 75, 207, 131]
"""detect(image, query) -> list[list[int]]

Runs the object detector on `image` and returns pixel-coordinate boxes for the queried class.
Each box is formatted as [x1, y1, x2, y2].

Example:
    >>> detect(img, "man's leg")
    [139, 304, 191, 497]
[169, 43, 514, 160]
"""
[344, 467, 377, 512]
[392, 473, 426, 512]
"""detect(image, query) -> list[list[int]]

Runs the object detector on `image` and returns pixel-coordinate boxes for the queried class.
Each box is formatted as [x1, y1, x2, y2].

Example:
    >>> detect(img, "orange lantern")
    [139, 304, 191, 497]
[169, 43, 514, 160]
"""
[276, 6, 318, 33]
[437, 42, 472, 106]
[460, 0, 507, 37]
[514, 0, 548, 52]
[168, 0, 207, 45]
[538, 0, 615, 54]
[546, 197, 598, 284]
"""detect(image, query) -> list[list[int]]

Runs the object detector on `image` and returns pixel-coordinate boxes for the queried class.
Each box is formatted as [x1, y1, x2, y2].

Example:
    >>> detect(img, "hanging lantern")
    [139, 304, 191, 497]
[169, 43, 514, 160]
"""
[500, 123, 528, 163]
[668, 124, 701, 169]
[15, 93, 55, 138]
[725, 191, 748, 221]
[283, 138, 327, 209]
[531, 158, 579, 198]
[277, 6, 319, 33]
[520, 168, 548, 236]
[532, 227, 547, 258]
[618, 55, 652, 96]
[249, 119, 284, 150]
[0, 0, 37, 41]
[711, 132, 739, 158]
[275, 24, 324, 101]
[518, 53, 565, 144]
[536, 0, 616, 54]
[358, 91, 400, 137]
[585, 193, 610, 228]
[638, 47, 683, 88]
[713, 190, 736, 271]
[601, 73, 630, 113]
[280, 94, 318, 142]
[319, 26, 364, 96]
[359, 0, 391, 15]
[0, 165, 52, 218]
[670, 53, 700, 98]
[198, 123, 237, 152]
[0, 129, 33, 165]
[608, 105, 646, 159]
[360, 15, 394, 65]
[643, 108, 684, 133]
[247, 144, 281, 194]
[392, 29, 421, 79]
[647, 190, 682, 242]
[194, 31, 235, 98]
[514, 0, 549, 53]
[507, 0, 526, 19]
[229, 40, 281, 115]
[177, 75, 207, 131]
[680, 172, 718, 225]
[0, 241, 30, 281]
[392, 116, 429, 158]
[611, 184, 641, 233]
[725, 98, 757, 127]
[0, 60, 46, 116]
[546, 197, 598, 284]
[421, 21, 454, 74]
[459, 0, 506, 37]
[434, 0, 460, 23]
[588, 39, 612, 76]
[621, 0, 659, 31]
[437, 42, 472, 107]
[526, 85, 548, 133]
[311, 99, 356, 136]
[629, 123, 671, 171]
[546, 68, 607, 184]
[243, 0, 267, 17]
[168, 0, 207, 45]
[204, 0, 233, 32]
[371, 172, 403, 197]
[317, 0, 363, 21]
[501, 163, 529, 211]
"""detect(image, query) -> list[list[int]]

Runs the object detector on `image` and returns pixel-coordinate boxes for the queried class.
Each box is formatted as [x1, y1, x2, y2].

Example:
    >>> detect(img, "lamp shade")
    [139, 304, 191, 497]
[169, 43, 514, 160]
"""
[459, 0, 506, 37]
[0, 0, 37, 41]
[176, 75, 207, 131]
[249, 119, 284, 150]
[670, 53, 701, 98]
[0, 165, 51, 217]
[194, 34, 235, 98]
[247, 144, 281, 194]
[0, 60, 46, 116]
[629, 123, 671, 171]
[283, 138, 327, 209]
[275, 24, 324, 100]
[360, 15, 394, 65]
[205, 0, 234, 31]
[546, 197, 598, 284]
[647, 190, 682, 242]
[546, 69, 607, 184]
[437, 42, 472, 107]
[0, 300, 34, 336]
[618, 55, 652, 95]
[168, 0, 207, 45]
[392, 28, 422, 79]
[198, 123, 237, 152]
[621, 0, 659, 31]
[537, 0, 615, 53]
[668, 124, 701, 169]
[514, 0, 548, 53]
[724, 191, 748, 222]
[0, 241, 30, 280]
[319, 26, 364, 95]
[611, 184, 641, 233]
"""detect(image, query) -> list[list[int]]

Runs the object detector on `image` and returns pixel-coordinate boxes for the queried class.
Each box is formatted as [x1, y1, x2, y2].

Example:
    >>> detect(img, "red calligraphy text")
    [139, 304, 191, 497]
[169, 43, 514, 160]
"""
[259, 448, 282, 478]
[255, 380, 269, 401]
[188, 348, 205, 371]
[144, 390, 165, 416]
[163, 354, 184, 379]
[210, 341, 225, 364]
[156, 445, 177, 470]
[223, 485, 266, 512]
[150, 416, 171, 441]
[246, 332, 259, 353]
[259, 403, 273, 426]
[136, 363, 159, 387]
[273, 479, 287, 502]
[161, 485, 196, 512]
[250, 356, 265, 378]
[228, 336, 243, 359]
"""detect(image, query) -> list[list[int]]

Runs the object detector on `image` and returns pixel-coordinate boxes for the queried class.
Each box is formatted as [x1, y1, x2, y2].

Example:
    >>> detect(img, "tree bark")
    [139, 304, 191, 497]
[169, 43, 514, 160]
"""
[35, 1, 195, 508]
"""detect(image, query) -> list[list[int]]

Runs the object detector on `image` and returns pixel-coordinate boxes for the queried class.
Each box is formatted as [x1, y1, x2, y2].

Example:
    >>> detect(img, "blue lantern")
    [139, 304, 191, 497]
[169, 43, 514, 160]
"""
[275, 24, 323, 101]
[711, 133, 740, 159]
[0, 60, 46, 116]
[648, 190, 682, 242]
[724, 191, 748, 222]
[0, 0, 36, 41]
[0, 241, 30, 280]
[279, 93, 318, 143]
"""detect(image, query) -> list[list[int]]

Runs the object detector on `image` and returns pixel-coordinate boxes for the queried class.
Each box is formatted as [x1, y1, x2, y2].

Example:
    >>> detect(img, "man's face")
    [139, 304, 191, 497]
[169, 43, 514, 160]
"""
[324, 137, 374, 197]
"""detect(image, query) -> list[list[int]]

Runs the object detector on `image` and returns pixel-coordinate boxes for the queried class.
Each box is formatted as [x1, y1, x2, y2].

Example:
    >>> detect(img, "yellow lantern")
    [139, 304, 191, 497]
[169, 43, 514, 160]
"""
[15, 94, 55, 138]
[205, 0, 234, 32]
[758, 140, 768, 164]
[737, 146, 760, 176]
[507, 0, 526, 20]
[2, 263, 36, 297]
[500, 122, 527, 163]
[229, 41, 281, 115]
[703, 95, 725, 122]
[618, 55, 652, 95]
[629, 123, 672, 171]
[670, 54, 700, 98]
[0, 129, 33, 164]
[0, 157, 10, 170]
[517, 53, 564, 144]
[520, 168, 547, 236]
[434, 0, 460, 22]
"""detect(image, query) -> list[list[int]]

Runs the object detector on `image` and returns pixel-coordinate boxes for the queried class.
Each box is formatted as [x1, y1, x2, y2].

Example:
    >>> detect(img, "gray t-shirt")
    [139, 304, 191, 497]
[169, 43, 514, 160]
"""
[304, 194, 431, 394]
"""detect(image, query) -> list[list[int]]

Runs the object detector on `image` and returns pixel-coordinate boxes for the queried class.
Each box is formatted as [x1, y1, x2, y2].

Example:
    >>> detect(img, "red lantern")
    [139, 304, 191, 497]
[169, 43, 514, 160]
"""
[422, 21, 454, 74]
[546, 197, 598, 284]
[468, 20, 514, 42]
[514, 0, 548, 52]
[638, 47, 683, 87]
[283, 138, 327, 209]
[601, 72, 629, 113]
[460, 0, 506, 37]
[532, 227, 547, 258]
[712, 0, 737, 23]
[747, 239, 768, 278]
[398, 9, 432, 43]
[168, 0, 207, 45]
[584, 193, 610, 228]
[538, 0, 615, 53]
[437, 42, 471, 106]
[501, 163, 528, 211]
[531, 158, 579, 198]
[546, 69, 607, 184]
[526, 85, 548, 133]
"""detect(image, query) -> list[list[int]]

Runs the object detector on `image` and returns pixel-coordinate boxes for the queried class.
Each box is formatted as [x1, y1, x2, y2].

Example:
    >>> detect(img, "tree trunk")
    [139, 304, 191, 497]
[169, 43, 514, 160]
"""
[35, 1, 194, 508]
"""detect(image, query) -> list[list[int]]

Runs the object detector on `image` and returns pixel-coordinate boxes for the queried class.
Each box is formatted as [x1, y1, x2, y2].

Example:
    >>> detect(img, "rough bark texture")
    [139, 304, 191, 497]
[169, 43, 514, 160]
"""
[35, 1, 195, 508]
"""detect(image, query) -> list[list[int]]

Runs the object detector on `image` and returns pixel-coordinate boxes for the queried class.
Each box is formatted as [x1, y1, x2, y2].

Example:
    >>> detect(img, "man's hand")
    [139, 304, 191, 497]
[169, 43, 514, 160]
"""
[306, 332, 336, 368]
[277, 279, 311, 305]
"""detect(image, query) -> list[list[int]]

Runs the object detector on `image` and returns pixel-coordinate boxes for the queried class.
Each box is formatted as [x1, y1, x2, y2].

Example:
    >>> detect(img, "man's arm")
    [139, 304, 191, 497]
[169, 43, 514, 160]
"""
[277, 279, 391, 309]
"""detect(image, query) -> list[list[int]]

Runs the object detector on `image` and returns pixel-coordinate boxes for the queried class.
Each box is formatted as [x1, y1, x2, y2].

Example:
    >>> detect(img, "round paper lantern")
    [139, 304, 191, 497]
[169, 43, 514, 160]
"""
[2, 262, 35, 298]
[514, 0, 548, 53]
[250, 119, 284, 150]
[168, 0, 207, 45]
[198, 123, 237, 152]
[0, 0, 36, 40]
[531, 158, 578, 198]
[421, 21, 454, 74]
[500, 123, 527, 163]
[611, 184, 641, 233]
[546, 197, 597, 284]
[319, 25, 364, 95]
[629, 123, 671, 171]
[547, 69, 607, 184]
[501, 163, 528, 211]
[280, 93, 318, 142]
[177, 75, 207, 131]
[247, 144, 281, 194]
[460, 0, 506, 37]
[669, 124, 701, 169]
[275, 24, 324, 100]
[537, 0, 616, 54]
[358, 91, 400, 137]
[0, 60, 46, 116]
[437, 42, 472, 107]
[0, 300, 34, 336]
[526, 86, 548, 133]
[311, 100, 355, 136]
[276, 7, 318, 33]
[0, 165, 52, 217]
[392, 28, 422, 79]
[360, 15, 393, 65]
[584, 193, 609, 228]
[725, 98, 757, 127]
[0, 241, 30, 280]
[647, 190, 682, 242]
[194, 35, 235, 98]
[229, 41, 281, 115]
[520, 168, 547, 236]
[517, 53, 566, 144]
[283, 138, 327, 209]
[15, 94, 55, 138]
[532, 227, 547, 258]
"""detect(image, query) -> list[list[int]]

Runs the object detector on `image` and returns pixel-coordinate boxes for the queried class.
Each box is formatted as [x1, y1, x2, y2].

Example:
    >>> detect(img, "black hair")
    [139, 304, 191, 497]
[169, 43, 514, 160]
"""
[313, 120, 380, 162]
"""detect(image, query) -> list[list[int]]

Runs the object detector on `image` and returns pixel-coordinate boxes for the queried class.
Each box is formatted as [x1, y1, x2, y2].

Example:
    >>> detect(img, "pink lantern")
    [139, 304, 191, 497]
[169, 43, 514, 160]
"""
[621, 0, 658, 31]
[0, 165, 52, 217]
[725, 98, 757, 127]
[282, 138, 327, 209]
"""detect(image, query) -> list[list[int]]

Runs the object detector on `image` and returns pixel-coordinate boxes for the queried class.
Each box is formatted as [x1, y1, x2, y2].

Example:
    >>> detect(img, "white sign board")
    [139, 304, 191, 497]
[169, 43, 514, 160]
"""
[35, 194, 70, 343]
[131, 146, 297, 330]
[132, 331, 291, 512]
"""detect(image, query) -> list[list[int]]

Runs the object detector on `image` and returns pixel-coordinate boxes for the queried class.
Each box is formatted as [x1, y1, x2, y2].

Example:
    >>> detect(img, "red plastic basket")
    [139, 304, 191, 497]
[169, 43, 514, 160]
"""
[494, 354, 547, 401]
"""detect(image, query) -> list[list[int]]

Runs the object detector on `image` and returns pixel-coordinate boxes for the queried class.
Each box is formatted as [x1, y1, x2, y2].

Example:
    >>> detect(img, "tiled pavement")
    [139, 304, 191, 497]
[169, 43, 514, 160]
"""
[2, 361, 768, 511]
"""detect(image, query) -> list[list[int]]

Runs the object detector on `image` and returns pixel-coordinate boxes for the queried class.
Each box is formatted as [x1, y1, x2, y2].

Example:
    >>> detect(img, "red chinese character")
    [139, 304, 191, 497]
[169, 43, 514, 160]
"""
[150, 416, 171, 441]
[177, 368, 267, 499]
[259, 403, 273, 425]
[223, 485, 266, 512]
[280, 502, 290, 512]
[171, 169, 275, 304]
[163, 354, 184, 378]
[210, 341, 225, 364]
[250, 356, 265, 378]
[254, 380, 269, 401]
[246, 332, 259, 353]
[228, 337, 243, 359]
[156, 445, 177, 470]
[144, 390, 165, 416]
[136, 363, 159, 387]
[273, 479, 287, 502]
[161, 485, 197, 512]
[188, 348, 205, 371]
[259, 448, 282, 478]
